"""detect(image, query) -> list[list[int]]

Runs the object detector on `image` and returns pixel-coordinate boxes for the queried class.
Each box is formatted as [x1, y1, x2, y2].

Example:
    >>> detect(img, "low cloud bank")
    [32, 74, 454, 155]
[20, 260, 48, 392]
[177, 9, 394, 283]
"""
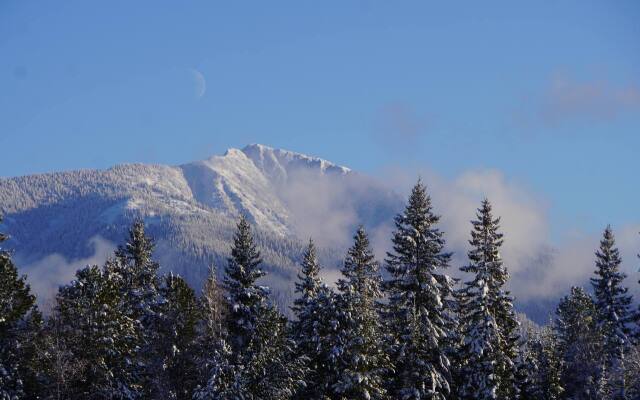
[20, 236, 116, 310]
[280, 164, 639, 303]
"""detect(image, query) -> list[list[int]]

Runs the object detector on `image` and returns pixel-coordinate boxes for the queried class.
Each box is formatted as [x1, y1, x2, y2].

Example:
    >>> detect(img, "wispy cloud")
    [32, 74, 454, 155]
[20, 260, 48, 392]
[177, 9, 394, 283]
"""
[542, 75, 640, 123]
[516, 74, 640, 128]
[19, 236, 116, 311]
[374, 167, 639, 302]
[372, 102, 431, 152]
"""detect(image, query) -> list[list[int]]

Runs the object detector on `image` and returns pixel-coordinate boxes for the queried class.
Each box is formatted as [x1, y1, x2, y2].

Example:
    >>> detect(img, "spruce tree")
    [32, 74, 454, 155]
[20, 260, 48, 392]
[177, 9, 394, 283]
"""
[554, 286, 606, 400]
[637, 234, 640, 341]
[111, 218, 165, 397]
[457, 243, 500, 400]
[0, 219, 45, 399]
[55, 263, 141, 398]
[290, 239, 342, 399]
[303, 284, 341, 399]
[199, 216, 305, 399]
[241, 305, 306, 399]
[333, 227, 389, 400]
[292, 239, 322, 319]
[520, 328, 563, 400]
[193, 267, 236, 400]
[157, 274, 202, 399]
[383, 180, 454, 399]
[457, 199, 519, 399]
[291, 239, 326, 398]
[591, 226, 635, 399]
[223, 215, 268, 360]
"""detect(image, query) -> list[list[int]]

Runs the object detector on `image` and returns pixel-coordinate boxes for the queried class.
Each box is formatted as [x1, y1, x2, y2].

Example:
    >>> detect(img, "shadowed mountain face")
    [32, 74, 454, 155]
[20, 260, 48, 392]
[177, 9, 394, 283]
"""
[0, 144, 402, 311]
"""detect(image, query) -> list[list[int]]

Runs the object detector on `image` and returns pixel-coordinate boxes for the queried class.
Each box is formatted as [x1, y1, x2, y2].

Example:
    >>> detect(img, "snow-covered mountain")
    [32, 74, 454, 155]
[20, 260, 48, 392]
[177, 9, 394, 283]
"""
[0, 144, 400, 308]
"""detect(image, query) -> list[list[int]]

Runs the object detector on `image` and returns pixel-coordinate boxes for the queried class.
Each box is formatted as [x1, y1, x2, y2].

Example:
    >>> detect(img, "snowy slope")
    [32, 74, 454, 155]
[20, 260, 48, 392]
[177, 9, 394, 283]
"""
[0, 144, 397, 309]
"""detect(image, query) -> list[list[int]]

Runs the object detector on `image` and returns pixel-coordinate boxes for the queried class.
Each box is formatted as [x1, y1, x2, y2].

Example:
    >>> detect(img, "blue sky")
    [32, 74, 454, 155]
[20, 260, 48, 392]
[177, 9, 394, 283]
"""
[1, 1, 639, 239]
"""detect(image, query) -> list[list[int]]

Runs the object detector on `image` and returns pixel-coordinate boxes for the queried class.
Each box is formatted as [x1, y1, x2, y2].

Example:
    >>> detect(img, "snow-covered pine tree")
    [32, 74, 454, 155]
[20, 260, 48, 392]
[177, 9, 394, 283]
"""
[292, 239, 322, 320]
[0, 220, 44, 399]
[637, 233, 640, 342]
[457, 199, 519, 400]
[383, 179, 454, 399]
[304, 284, 341, 399]
[200, 215, 305, 399]
[241, 304, 306, 399]
[156, 274, 202, 399]
[457, 239, 500, 399]
[55, 263, 141, 398]
[626, 343, 640, 399]
[223, 215, 268, 361]
[554, 286, 606, 400]
[290, 239, 342, 399]
[193, 267, 236, 400]
[291, 239, 326, 398]
[518, 327, 563, 400]
[333, 227, 389, 400]
[110, 219, 166, 397]
[590, 226, 635, 399]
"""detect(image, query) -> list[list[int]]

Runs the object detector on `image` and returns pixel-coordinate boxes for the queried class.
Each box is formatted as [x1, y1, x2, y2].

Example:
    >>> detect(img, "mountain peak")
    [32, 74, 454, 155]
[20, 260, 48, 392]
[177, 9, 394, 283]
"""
[240, 144, 351, 184]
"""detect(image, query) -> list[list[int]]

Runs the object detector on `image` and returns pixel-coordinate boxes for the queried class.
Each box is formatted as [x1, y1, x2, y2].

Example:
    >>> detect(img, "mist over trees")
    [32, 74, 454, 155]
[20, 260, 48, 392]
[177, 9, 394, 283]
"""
[1, 182, 640, 399]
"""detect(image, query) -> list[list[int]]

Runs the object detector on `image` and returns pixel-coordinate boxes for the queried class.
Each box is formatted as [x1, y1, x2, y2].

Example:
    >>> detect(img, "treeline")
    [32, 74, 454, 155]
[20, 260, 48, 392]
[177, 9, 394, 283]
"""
[1, 180, 639, 399]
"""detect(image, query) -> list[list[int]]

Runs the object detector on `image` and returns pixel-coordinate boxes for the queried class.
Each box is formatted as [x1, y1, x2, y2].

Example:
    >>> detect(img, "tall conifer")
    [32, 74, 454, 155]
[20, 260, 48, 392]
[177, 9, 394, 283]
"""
[384, 180, 454, 399]
[457, 199, 519, 399]
[591, 226, 635, 399]
[333, 227, 389, 400]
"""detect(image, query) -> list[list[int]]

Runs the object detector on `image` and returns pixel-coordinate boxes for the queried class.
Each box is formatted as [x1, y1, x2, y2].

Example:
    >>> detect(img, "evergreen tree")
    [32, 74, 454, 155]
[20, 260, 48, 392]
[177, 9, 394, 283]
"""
[383, 180, 454, 399]
[457, 199, 519, 399]
[302, 284, 341, 399]
[54, 263, 141, 398]
[292, 239, 322, 319]
[591, 226, 635, 399]
[291, 239, 326, 398]
[223, 215, 268, 361]
[625, 344, 640, 399]
[554, 286, 606, 400]
[0, 219, 45, 399]
[333, 227, 389, 400]
[637, 233, 640, 341]
[457, 246, 500, 400]
[156, 274, 202, 399]
[110, 218, 166, 397]
[193, 267, 236, 400]
[241, 305, 306, 399]
[290, 239, 343, 399]
[199, 216, 305, 399]
[518, 328, 563, 400]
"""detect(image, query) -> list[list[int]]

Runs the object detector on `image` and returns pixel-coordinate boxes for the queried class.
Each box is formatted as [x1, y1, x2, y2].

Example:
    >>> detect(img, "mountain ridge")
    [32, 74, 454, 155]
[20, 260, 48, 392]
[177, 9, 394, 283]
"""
[0, 144, 396, 312]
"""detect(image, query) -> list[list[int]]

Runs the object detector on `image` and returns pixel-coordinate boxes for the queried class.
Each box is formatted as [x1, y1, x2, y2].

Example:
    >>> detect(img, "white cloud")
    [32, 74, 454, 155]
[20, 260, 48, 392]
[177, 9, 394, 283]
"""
[20, 236, 116, 311]
[381, 167, 640, 302]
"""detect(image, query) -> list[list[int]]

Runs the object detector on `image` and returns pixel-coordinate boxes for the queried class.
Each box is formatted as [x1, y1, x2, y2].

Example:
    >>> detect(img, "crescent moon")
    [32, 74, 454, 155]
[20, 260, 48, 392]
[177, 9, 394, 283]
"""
[189, 68, 206, 99]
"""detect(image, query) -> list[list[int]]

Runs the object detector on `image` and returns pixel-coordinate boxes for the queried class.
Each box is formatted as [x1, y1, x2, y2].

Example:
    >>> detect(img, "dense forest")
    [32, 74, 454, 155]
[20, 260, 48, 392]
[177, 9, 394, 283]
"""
[1, 181, 639, 399]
